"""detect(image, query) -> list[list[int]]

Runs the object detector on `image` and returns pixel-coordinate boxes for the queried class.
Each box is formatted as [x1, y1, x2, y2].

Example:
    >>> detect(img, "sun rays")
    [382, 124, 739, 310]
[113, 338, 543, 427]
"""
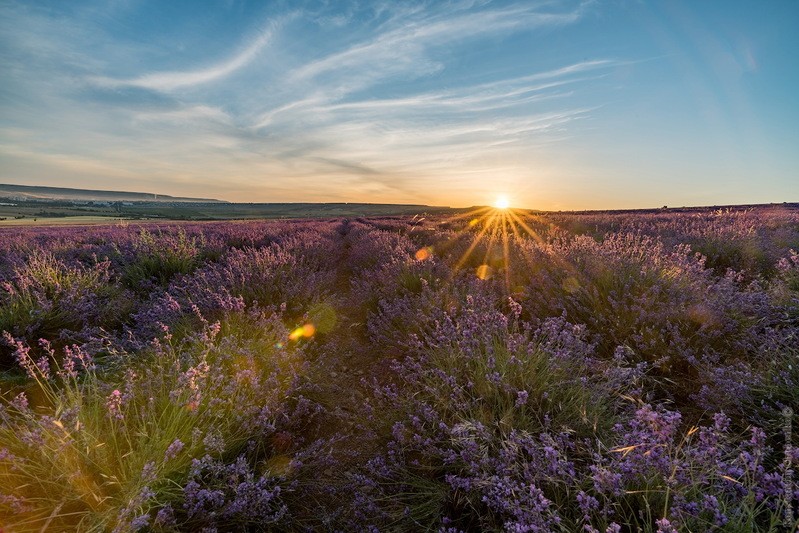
[412, 204, 557, 293]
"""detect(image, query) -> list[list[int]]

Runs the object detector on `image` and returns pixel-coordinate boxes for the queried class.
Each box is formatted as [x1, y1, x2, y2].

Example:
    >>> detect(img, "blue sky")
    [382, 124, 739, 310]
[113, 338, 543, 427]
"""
[1, 0, 797, 209]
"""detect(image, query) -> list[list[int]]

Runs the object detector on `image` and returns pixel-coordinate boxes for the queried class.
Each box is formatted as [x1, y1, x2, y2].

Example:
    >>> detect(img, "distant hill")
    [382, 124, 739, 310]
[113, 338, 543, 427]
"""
[0, 184, 460, 223]
[0, 184, 227, 203]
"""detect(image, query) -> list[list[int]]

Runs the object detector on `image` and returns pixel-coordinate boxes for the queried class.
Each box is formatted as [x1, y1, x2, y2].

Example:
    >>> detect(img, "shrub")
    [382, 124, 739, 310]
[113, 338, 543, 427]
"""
[349, 306, 617, 530]
[0, 251, 131, 368]
[0, 307, 305, 531]
[118, 229, 205, 291]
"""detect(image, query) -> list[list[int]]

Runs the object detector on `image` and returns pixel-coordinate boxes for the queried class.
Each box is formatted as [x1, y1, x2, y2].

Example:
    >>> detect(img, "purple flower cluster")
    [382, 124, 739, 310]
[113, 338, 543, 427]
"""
[1, 208, 798, 531]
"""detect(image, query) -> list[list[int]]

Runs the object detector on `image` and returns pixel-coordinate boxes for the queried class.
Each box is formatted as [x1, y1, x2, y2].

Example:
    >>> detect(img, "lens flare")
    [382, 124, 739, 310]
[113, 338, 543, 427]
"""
[415, 247, 433, 260]
[289, 323, 316, 341]
[476, 264, 493, 280]
[438, 203, 559, 296]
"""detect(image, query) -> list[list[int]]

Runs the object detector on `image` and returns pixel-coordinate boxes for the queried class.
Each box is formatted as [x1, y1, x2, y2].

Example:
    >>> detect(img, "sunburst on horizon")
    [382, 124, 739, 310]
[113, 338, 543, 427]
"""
[412, 203, 558, 294]
[493, 196, 511, 209]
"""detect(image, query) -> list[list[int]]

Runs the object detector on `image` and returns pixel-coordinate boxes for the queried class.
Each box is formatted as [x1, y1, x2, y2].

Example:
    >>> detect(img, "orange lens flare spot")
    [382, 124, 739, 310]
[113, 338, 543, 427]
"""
[469, 218, 479, 227]
[415, 247, 433, 260]
[289, 323, 316, 341]
[476, 264, 493, 280]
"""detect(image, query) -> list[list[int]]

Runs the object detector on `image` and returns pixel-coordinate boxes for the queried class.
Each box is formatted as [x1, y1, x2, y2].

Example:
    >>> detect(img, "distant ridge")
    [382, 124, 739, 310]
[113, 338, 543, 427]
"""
[0, 184, 227, 203]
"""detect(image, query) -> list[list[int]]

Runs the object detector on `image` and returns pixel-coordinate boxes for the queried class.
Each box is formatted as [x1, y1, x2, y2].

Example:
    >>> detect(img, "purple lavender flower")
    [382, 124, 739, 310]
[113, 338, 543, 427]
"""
[164, 439, 184, 462]
[105, 389, 124, 420]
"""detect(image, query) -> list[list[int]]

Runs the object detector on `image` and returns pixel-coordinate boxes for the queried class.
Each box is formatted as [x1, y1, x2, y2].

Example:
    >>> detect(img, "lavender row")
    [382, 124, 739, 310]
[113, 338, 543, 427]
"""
[1, 207, 798, 531]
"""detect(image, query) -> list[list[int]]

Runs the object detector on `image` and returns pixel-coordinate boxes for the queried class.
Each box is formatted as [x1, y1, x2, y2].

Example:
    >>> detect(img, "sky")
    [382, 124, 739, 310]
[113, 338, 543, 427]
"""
[1, 0, 797, 210]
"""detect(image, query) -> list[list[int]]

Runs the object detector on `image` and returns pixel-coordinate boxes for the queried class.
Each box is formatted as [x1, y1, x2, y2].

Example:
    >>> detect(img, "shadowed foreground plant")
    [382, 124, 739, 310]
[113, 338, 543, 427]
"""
[0, 309, 304, 532]
[349, 306, 618, 531]
[118, 228, 205, 291]
[581, 406, 798, 532]
[0, 250, 130, 367]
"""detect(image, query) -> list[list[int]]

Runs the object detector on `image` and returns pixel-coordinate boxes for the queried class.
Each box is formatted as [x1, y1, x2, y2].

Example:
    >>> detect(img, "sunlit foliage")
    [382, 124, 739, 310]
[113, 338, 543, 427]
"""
[1, 207, 798, 531]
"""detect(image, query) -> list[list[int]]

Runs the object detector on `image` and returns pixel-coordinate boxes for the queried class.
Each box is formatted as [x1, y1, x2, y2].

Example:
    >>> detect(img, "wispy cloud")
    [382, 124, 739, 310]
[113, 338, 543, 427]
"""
[1, 0, 649, 206]
[91, 21, 281, 91]
[248, 56, 616, 188]
[133, 105, 233, 125]
[290, 2, 585, 93]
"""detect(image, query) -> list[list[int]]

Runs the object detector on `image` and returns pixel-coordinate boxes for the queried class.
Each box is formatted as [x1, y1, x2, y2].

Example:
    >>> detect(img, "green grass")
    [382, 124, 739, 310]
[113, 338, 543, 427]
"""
[119, 229, 204, 290]
[0, 251, 130, 349]
[424, 339, 614, 438]
[0, 312, 301, 531]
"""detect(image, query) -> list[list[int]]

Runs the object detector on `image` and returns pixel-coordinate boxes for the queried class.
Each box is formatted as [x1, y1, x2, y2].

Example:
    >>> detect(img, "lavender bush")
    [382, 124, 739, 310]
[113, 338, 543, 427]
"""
[1, 208, 797, 531]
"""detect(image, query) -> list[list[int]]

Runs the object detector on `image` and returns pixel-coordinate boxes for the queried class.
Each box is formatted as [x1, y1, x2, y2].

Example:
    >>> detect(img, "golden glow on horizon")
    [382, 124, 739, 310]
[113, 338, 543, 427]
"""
[429, 205, 579, 296]
[494, 196, 510, 209]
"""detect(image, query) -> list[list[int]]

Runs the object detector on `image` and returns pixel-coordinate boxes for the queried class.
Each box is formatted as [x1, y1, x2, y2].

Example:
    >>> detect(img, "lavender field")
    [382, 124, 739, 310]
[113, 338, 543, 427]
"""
[1, 206, 798, 532]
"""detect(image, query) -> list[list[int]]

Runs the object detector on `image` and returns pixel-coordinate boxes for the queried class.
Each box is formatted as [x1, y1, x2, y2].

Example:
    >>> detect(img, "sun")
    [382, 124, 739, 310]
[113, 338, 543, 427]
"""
[425, 200, 550, 294]
[494, 195, 510, 209]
